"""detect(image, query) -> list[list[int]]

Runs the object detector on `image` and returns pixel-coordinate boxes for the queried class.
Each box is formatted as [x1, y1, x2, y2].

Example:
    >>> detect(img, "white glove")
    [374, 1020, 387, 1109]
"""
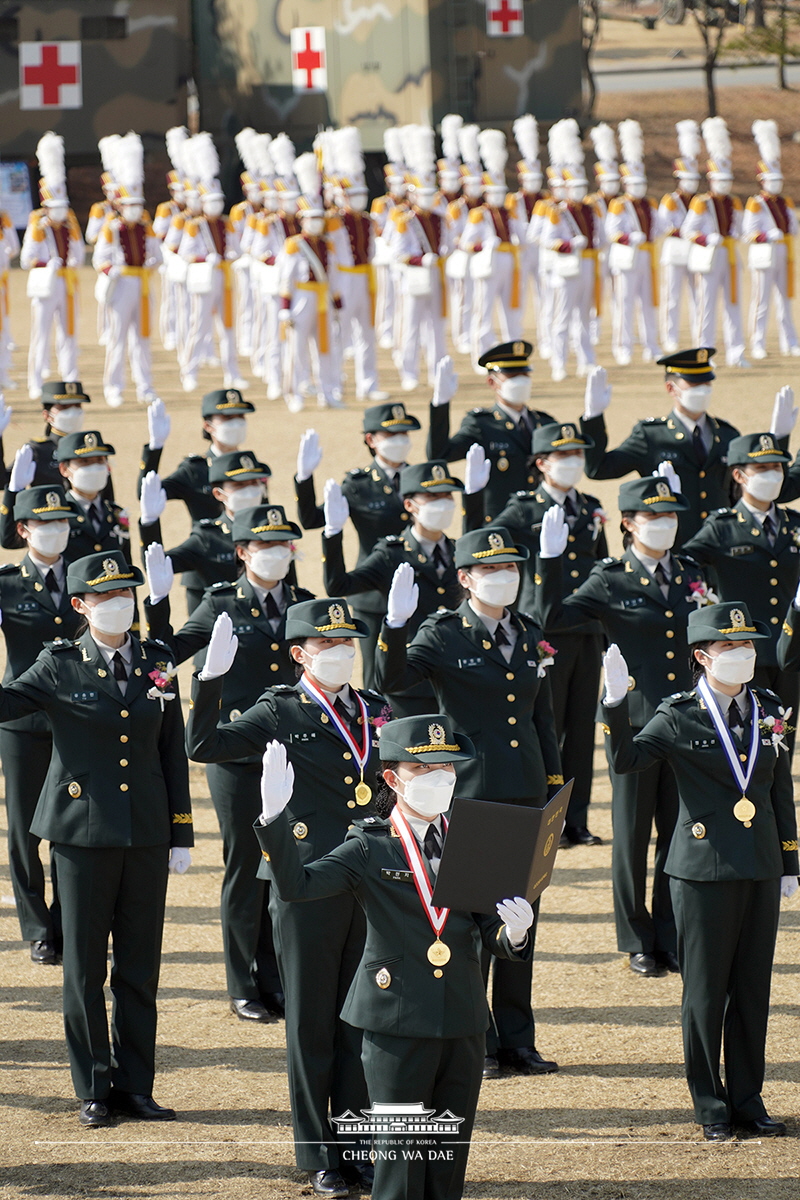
[571, 234, 587, 252]
[770, 385, 797, 440]
[432, 355, 458, 407]
[323, 478, 350, 537]
[706, 232, 722, 248]
[260, 740, 295, 823]
[205, 251, 220, 267]
[767, 228, 784, 244]
[0, 395, 12, 437]
[296, 429, 323, 483]
[464, 443, 491, 495]
[168, 847, 191, 875]
[386, 561, 419, 628]
[794, 580, 800, 609]
[583, 365, 612, 421]
[780, 875, 799, 900]
[147, 398, 171, 451]
[278, 309, 293, 326]
[496, 896, 534, 947]
[628, 230, 646, 247]
[139, 470, 167, 527]
[421, 252, 438, 267]
[9, 444, 35, 492]
[199, 611, 239, 680]
[539, 504, 569, 558]
[145, 542, 174, 605]
[108, 264, 121, 280]
[655, 459, 682, 497]
[603, 643, 630, 707]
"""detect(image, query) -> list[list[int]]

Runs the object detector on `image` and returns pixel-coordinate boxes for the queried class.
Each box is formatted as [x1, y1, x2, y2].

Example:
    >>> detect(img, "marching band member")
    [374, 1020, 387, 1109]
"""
[659, 121, 701, 353]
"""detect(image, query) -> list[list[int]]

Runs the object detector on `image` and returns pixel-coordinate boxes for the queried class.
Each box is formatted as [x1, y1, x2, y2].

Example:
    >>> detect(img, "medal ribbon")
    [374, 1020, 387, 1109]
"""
[298, 674, 371, 776]
[696, 676, 760, 795]
[389, 806, 450, 938]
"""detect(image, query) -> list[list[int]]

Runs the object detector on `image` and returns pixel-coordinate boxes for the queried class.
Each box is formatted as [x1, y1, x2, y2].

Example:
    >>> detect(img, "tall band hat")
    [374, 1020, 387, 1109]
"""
[478, 128, 508, 194]
[112, 131, 145, 205]
[438, 112, 463, 189]
[702, 116, 733, 180]
[235, 126, 263, 197]
[165, 125, 189, 193]
[513, 114, 542, 184]
[98, 134, 120, 198]
[673, 119, 701, 181]
[294, 151, 324, 217]
[383, 127, 406, 187]
[271, 133, 299, 196]
[458, 124, 483, 186]
[618, 119, 646, 186]
[193, 131, 224, 202]
[590, 123, 620, 184]
[752, 118, 782, 182]
[37, 131, 68, 208]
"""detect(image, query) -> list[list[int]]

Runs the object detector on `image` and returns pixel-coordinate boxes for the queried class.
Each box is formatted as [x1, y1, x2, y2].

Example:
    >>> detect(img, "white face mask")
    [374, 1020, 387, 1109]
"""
[633, 515, 678, 553]
[398, 768, 456, 819]
[304, 218, 326, 236]
[567, 183, 589, 201]
[87, 595, 135, 635]
[122, 205, 143, 223]
[225, 484, 264, 513]
[51, 406, 84, 434]
[679, 177, 700, 196]
[28, 521, 70, 557]
[47, 205, 68, 224]
[348, 194, 368, 212]
[305, 643, 356, 688]
[416, 497, 455, 532]
[469, 567, 520, 608]
[601, 179, 620, 197]
[249, 544, 293, 582]
[377, 433, 411, 464]
[203, 199, 225, 218]
[547, 455, 585, 490]
[522, 175, 543, 193]
[71, 463, 109, 495]
[677, 383, 712, 414]
[744, 468, 784, 503]
[705, 645, 756, 687]
[497, 376, 531, 408]
[763, 178, 783, 196]
[713, 178, 732, 196]
[414, 193, 435, 211]
[626, 180, 648, 200]
[214, 417, 247, 447]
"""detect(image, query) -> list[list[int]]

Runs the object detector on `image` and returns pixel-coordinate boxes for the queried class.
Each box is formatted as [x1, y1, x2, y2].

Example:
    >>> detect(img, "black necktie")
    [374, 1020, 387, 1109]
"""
[654, 561, 669, 597]
[112, 652, 128, 684]
[432, 544, 448, 576]
[519, 410, 532, 438]
[495, 624, 510, 649]
[563, 494, 577, 522]
[265, 591, 281, 623]
[728, 697, 746, 740]
[423, 823, 442, 864]
[763, 513, 776, 545]
[44, 569, 59, 594]
[692, 424, 707, 465]
[334, 695, 355, 731]
[390, 473, 400, 492]
[90, 502, 103, 534]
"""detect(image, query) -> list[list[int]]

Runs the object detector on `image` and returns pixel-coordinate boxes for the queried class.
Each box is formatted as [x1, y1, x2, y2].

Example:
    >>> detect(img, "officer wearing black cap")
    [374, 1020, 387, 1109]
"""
[470, 422, 608, 845]
[375, 528, 562, 1078]
[139, 450, 274, 609]
[0, 485, 81, 964]
[683, 433, 800, 749]
[254, 716, 533, 1200]
[322, 461, 464, 718]
[185, 597, 388, 1193]
[580, 349, 742, 542]
[146, 504, 314, 1022]
[426, 343, 555, 522]
[294, 402, 421, 688]
[537, 475, 713, 977]
[602, 602, 798, 1141]
[0, 549, 193, 1128]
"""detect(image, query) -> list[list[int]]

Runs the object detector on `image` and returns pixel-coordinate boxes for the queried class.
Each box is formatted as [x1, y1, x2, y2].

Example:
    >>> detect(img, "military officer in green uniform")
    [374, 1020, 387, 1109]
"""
[0, 549, 193, 1128]
[322, 460, 464, 718]
[146, 504, 314, 1022]
[254, 715, 534, 1200]
[537, 476, 714, 976]
[580, 350, 742, 543]
[374, 528, 562, 1078]
[602, 602, 798, 1141]
[294, 402, 420, 688]
[0, 484, 81, 963]
[185, 597, 389, 1197]
[426, 344, 556, 522]
[682, 432, 800, 751]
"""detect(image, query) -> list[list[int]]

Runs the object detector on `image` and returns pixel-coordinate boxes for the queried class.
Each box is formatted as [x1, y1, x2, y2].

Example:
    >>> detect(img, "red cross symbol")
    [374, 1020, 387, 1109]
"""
[488, 0, 522, 33]
[23, 44, 78, 106]
[294, 31, 323, 90]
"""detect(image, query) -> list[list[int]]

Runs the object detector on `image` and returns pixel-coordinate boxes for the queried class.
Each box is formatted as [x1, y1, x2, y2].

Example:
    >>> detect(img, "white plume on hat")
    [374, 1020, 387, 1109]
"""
[113, 131, 144, 202]
[294, 150, 323, 214]
[458, 124, 481, 178]
[383, 127, 405, 171]
[547, 119, 566, 175]
[36, 131, 67, 203]
[407, 125, 437, 189]
[399, 125, 420, 175]
[98, 134, 120, 178]
[561, 120, 587, 184]
[590, 123, 619, 179]
[440, 113, 463, 166]
[753, 118, 782, 177]
[166, 125, 189, 177]
[314, 128, 337, 181]
[513, 114, 540, 171]
[191, 131, 221, 187]
[675, 119, 701, 176]
[701, 116, 732, 177]
[252, 133, 275, 184]
[618, 119, 645, 181]
[235, 127, 260, 178]
[478, 128, 508, 188]
[271, 133, 297, 186]
[334, 126, 366, 188]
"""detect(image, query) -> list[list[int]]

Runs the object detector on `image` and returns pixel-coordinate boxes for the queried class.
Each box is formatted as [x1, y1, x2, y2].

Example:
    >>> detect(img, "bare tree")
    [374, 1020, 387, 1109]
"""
[691, 2, 733, 117]
[581, 0, 602, 120]
[726, 0, 800, 89]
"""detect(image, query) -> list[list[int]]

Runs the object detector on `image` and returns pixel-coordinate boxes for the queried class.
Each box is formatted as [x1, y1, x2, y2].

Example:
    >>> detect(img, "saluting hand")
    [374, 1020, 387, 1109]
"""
[296, 429, 322, 482]
[0, 395, 13, 438]
[140, 470, 167, 527]
[583, 365, 611, 421]
[386, 561, 419, 628]
[539, 504, 569, 559]
[145, 543, 174, 606]
[464, 443, 491, 495]
[323, 479, 350, 537]
[9, 444, 35, 493]
[770, 385, 797, 441]
[603, 643, 630, 707]
[655, 459, 682, 497]
[147, 398, 171, 451]
[432, 355, 458, 408]
[496, 896, 534, 946]
[260, 740, 295, 823]
[199, 612, 239, 680]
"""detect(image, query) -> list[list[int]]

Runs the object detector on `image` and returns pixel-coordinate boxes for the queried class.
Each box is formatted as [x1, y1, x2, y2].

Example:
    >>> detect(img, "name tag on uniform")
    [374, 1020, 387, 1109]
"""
[284, 731, 317, 744]
[366, 500, 389, 511]
[232, 624, 254, 635]
[690, 737, 717, 749]
[621, 597, 646, 609]
[457, 657, 484, 669]
[16, 601, 40, 612]
[71, 690, 99, 703]
[214, 552, 235, 563]
[729, 545, 754, 557]
[489, 441, 510, 452]
[381, 868, 414, 883]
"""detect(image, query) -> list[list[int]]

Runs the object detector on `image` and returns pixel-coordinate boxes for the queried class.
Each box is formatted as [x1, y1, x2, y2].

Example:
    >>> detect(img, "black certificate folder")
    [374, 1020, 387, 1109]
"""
[431, 781, 573, 914]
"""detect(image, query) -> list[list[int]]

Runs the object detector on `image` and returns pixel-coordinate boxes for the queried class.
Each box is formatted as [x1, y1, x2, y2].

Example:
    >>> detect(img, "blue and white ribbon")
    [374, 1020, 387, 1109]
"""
[696, 675, 760, 798]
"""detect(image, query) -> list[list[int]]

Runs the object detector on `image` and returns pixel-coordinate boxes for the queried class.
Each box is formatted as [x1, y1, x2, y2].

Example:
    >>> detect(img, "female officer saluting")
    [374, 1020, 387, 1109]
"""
[601, 602, 798, 1141]
[254, 714, 534, 1200]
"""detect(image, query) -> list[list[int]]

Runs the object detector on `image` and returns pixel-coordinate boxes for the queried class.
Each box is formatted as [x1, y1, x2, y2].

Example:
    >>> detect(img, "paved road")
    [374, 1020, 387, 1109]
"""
[595, 58, 800, 92]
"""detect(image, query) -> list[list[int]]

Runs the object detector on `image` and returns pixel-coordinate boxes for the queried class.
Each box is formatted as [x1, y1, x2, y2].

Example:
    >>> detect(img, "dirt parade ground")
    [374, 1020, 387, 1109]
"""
[3, 146, 800, 1200]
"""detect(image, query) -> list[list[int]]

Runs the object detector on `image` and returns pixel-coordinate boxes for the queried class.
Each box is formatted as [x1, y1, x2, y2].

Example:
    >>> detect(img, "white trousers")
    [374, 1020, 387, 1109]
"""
[236, 263, 255, 356]
[692, 251, 745, 365]
[103, 275, 153, 398]
[550, 259, 597, 374]
[183, 271, 239, 382]
[661, 262, 696, 349]
[375, 263, 396, 346]
[749, 244, 798, 354]
[399, 277, 447, 386]
[285, 290, 338, 404]
[338, 273, 379, 396]
[470, 252, 523, 365]
[27, 279, 79, 396]
[611, 253, 660, 358]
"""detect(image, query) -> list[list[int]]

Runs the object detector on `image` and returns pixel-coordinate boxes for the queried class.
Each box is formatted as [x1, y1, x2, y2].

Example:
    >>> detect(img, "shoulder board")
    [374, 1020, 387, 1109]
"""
[674, 552, 700, 568]
[347, 467, 369, 477]
[710, 417, 738, 432]
[384, 535, 404, 545]
[469, 406, 489, 416]
[600, 557, 623, 568]
[660, 193, 677, 210]
[732, 197, 743, 211]
[271, 684, 295, 692]
[0, 562, 19, 574]
[608, 198, 626, 215]
[326, 215, 343, 232]
[285, 237, 300, 255]
[371, 197, 387, 214]
[143, 637, 172, 651]
[209, 581, 235, 591]
[582, 492, 603, 509]
[46, 638, 77, 651]
[787, 196, 796, 208]
[664, 690, 695, 705]
[186, 454, 205, 462]
[689, 196, 707, 213]
[428, 608, 458, 622]
[198, 518, 217, 527]
[642, 416, 667, 425]
[753, 685, 780, 703]
[360, 688, 386, 702]
[516, 610, 540, 628]
[30, 436, 51, 443]
[467, 207, 485, 224]
[711, 507, 735, 517]
[745, 196, 761, 213]
[514, 490, 536, 498]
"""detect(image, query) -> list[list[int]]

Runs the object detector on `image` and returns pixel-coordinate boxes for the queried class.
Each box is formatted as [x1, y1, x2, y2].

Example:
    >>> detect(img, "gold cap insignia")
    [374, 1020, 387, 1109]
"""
[65, 381, 79, 395]
[239, 454, 254, 471]
[431, 464, 446, 482]
[267, 507, 282, 525]
[328, 602, 345, 626]
[84, 432, 98, 449]
[513, 341, 525, 355]
[46, 491, 61, 507]
[561, 425, 574, 440]
[428, 722, 446, 746]
[391, 404, 405, 420]
[488, 531, 505, 550]
[102, 558, 120, 577]
[697, 348, 709, 363]
[226, 389, 239, 401]
[760, 434, 774, 451]
[729, 608, 745, 629]
[655, 481, 670, 498]
[375, 968, 392, 989]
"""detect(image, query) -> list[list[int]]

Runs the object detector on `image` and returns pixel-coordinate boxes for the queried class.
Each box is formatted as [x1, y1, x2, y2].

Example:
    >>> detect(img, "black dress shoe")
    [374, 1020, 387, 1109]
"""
[654, 950, 680, 973]
[628, 952, 663, 978]
[260, 990, 286, 1019]
[30, 939, 58, 965]
[497, 1046, 559, 1075]
[483, 1054, 500, 1079]
[341, 1161, 374, 1191]
[108, 1090, 176, 1120]
[702, 1122, 733, 1142]
[563, 824, 602, 846]
[307, 1169, 349, 1197]
[230, 997, 275, 1023]
[736, 1115, 787, 1137]
[79, 1100, 114, 1128]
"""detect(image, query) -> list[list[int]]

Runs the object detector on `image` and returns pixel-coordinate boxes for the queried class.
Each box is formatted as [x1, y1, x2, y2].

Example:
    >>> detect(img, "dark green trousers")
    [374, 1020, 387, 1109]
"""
[670, 875, 780, 1125]
[608, 745, 678, 955]
[206, 761, 281, 999]
[480, 897, 539, 1054]
[547, 631, 603, 828]
[0, 724, 59, 942]
[360, 1029, 484, 1200]
[269, 887, 369, 1171]
[53, 842, 169, 1100]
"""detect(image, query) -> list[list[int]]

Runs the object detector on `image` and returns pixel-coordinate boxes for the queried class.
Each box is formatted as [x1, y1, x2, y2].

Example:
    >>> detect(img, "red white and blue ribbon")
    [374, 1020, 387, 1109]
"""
[298, 673, 371, 776]
[390, 805, 450, 938]
[696, 675, 760, 796]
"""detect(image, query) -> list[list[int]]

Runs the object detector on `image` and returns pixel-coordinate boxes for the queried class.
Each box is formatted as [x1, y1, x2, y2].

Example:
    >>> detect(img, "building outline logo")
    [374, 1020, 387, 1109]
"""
[332, 1102, 465, 1135]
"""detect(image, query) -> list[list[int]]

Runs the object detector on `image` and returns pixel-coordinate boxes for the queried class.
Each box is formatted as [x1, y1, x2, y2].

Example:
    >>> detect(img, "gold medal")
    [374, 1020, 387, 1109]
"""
[733, 796, 756, 828]
[427, 939, 451, 966]
[355, 781, 372, 806]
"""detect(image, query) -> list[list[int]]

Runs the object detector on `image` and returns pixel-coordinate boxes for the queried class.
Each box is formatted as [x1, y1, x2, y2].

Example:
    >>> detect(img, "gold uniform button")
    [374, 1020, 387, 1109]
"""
[510, 739, 519, 748]
[665, 610, 673, 618]
[506, 672, 514, 680]
[770, 578, 778, 586]
[770, 597, 779, 606]
[375, 968, 391, 988]
[293, 822, 308, 839]
[98, 669, 107, 678]
[433, 969, 443, 979]
[568, 551, 577, 560]
[482, 639, 492, 650]
[739, 753, 747, 763]
[320, 714, 329, 723]
[568, 535, 575, 543]
[270, 662, 280, 671]
[665, 630, 674, 639]
[437, 587, 446, 595]
[271, 642, 280, 651]
[120, 710, 129, 718]
[699, 470, 706, 479]
[692, 822, 706, 839]
[700, 511, 707, 519]
[666, 651, 674, 660]
[343, 752, 352, 761]
[68, 781, 81, 798]
[347, 800, 356, 809]
[667, 673, 675, 681]
[251, 608, 260, 618]
[771, 617, 779, 625]
[570, 570, 579, 578]
[700, 491, 707, 500]
[344, 776, 354, 785]
[507, 693, 515, 702]
[119, 759, 128, 767]
[94, 543, 102, 551]
[54, 616, 63, 625]
[120, 784, 129, 792]
[120, 735, 128, 743]
[508, 716, 516, 725]
[770, 559, 778, 567]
